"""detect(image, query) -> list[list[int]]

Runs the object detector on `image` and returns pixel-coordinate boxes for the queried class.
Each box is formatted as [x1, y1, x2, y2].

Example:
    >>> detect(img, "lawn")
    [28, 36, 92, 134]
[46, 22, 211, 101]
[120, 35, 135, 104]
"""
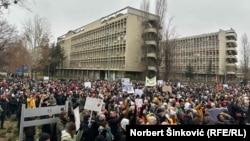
[0, 115, 42, 141]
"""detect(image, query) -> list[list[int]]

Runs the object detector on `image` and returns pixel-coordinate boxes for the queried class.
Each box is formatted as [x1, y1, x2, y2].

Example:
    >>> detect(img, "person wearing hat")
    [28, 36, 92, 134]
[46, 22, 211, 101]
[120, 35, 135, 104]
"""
[39, 132, 50, 141]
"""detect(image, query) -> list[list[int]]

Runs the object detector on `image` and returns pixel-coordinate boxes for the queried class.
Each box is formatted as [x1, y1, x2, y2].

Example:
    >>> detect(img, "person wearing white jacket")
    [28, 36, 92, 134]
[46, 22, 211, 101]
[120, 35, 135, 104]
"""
[61, 122, 83, 141]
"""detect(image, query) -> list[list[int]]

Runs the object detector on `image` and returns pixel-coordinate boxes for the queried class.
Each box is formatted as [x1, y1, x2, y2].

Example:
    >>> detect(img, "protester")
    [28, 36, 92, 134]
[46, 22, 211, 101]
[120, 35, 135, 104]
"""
[61, 122, 83, 141]
[56, 111, 70, 141]
[0, 77, 249, 141]
[39, 132, 51, 141]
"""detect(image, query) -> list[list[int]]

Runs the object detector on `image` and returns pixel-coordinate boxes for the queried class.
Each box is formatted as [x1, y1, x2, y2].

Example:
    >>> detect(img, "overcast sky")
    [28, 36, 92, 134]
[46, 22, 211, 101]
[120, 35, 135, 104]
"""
[2, 0, 250, 44]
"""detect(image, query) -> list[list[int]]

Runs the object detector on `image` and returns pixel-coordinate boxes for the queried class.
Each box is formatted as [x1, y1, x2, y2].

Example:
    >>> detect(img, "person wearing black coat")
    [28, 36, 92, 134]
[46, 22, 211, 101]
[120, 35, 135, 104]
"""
[80, 114, 99, 141]
[8, 95, 18, 116]
[0, 95, 8, 129]
[107, 111, 123, 141]
[182, 110, 193, 125]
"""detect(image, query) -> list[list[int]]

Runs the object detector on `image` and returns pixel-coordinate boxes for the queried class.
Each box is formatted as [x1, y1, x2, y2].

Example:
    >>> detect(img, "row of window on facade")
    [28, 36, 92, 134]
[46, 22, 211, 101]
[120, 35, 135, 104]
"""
[70, 46, 126, 59]
[175, 41, 219, 49]
[71, 34, 126, 52]
[70, 60, 125, 69]
[174, 58, 219, 64]
[71, 19, 127, 43]
[174, 50, 219, 57]
[71, 32, 127, 47]
[176, 35, 219, 44]
[173, 66, 218, 73]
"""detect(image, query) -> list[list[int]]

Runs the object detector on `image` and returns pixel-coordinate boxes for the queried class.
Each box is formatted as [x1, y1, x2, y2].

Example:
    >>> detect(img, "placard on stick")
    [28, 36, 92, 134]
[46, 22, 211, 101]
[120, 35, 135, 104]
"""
[84, 97, 103, 112]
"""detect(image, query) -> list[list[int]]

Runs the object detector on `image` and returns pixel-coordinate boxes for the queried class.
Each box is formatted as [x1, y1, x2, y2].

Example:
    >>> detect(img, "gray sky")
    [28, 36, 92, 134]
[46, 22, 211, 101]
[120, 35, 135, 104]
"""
[2, 0, 250, 45]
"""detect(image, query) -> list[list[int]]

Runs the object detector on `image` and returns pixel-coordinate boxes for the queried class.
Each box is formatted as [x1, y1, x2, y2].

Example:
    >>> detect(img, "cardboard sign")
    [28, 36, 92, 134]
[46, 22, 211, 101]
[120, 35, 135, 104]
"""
[84, 97, 103, 112]
[162, 85, 172, 93]
[134, 89, 143, 97]
[121, 78, 130, 85]
[84, 82, 91, 88]
[122, 83, 134, 93]
[135, 99, 143, 108]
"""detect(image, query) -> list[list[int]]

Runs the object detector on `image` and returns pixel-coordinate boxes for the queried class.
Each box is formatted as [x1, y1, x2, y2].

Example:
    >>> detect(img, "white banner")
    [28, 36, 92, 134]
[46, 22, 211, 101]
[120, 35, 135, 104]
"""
[121, 78, 130, 85]
[84, 97, 103, 112]
[122, 84, 134, 94]
[145, 76, 156, 86]
[44, 76, 49, 81]
[73, 106, 80, 131]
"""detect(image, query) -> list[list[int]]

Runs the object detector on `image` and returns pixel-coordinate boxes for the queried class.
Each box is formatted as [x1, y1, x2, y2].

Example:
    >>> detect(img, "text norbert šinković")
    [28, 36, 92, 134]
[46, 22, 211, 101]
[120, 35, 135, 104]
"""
[130, 127, 205, 137]
[129, 127, 247, 138]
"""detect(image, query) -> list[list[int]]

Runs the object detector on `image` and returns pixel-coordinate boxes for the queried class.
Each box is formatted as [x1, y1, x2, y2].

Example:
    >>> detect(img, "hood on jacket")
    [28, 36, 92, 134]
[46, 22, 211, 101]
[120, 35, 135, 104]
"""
[120, 118, 129, 131]
[61, 130, 72, 141]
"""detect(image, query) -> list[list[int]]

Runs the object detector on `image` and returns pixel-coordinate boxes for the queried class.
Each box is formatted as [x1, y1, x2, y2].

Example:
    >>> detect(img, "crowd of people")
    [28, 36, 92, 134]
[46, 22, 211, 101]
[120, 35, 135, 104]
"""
[0, 77, 249, 141]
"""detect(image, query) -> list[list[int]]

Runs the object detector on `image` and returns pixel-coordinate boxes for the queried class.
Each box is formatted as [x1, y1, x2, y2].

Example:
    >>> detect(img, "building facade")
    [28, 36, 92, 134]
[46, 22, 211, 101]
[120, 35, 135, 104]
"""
[170, 29, 237, 83]
[57, 7, 159, 80]
[57, 6, 237, 83]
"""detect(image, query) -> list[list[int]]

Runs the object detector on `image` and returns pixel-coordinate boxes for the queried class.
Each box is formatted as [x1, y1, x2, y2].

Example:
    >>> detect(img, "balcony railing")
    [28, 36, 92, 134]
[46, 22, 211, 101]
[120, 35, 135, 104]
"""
[144, 28, 157, 34]
[226, 32, 237, 40]
[145, 40, 157, 46]
[147, 52, 157, 59]
[226, 40, 237, 47]
[148, 66, 157, 72]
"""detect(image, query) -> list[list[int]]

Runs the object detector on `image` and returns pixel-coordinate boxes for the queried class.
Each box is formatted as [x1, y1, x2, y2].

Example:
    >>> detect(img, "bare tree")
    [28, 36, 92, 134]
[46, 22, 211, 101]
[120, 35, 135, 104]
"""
[3, 38, 31, 73]
[240, 33, 250, 85]
[162, 17, 177, 81]
[37, 42, 50, 75]
[155, 0, 167, 36]
[0, 19, 17, 68]
[0, 0, 32, 14]
[140, 0, 150, 16]
[0, 19, 16, 51]
[23, 15, 51, 50]
[22, 15, 51, 78]
[140, 0, 176, 80]
[155, 0, 177, 81]
[140, 0, 151, 78]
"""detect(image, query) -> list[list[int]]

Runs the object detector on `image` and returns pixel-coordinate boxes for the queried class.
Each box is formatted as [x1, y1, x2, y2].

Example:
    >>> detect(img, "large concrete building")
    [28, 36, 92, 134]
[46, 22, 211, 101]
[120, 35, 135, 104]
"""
[57, 6, 159, 80]
[170, 28, 238, 83]
[57, 6, 238, 83]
